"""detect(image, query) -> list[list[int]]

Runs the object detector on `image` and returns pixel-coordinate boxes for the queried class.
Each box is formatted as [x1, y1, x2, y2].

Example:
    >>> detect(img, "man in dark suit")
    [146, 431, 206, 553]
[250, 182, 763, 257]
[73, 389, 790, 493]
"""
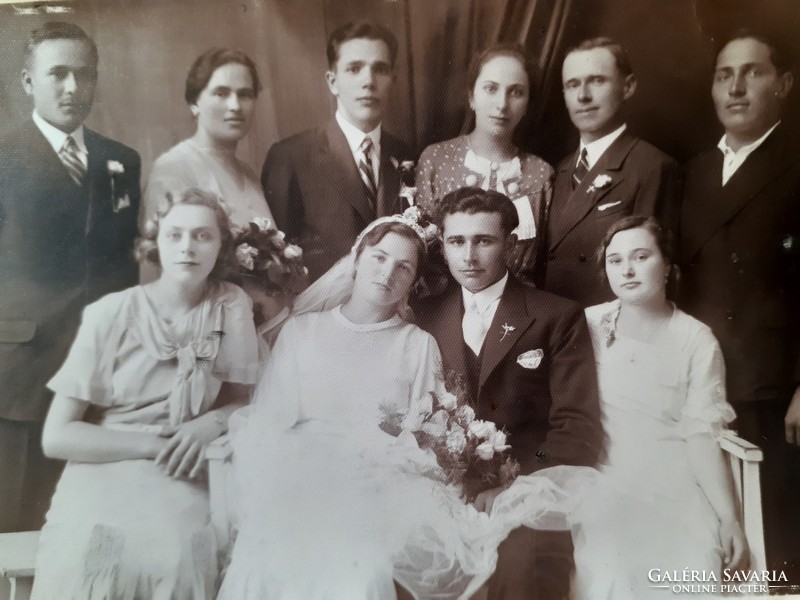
[0, 22, 140, 531]
[545, 37, 679, 307]
[681, 30, 800, 577]
[415, 188, 603, 600]
[262, 20, 411, 281]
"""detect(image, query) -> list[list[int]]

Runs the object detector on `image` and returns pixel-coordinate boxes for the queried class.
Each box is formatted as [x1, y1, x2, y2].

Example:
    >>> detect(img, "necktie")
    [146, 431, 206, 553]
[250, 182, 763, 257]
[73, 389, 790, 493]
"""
[358, 137, 377, 209]
[572, 147, 589, 190]
[463, 297, 488, 356]
[60, 135, 86, 186]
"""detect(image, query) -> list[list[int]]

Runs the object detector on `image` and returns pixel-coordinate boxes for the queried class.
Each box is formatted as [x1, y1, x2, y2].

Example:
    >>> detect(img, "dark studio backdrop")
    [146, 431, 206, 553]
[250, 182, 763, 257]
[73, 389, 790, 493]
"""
[1, 0, 799, 184]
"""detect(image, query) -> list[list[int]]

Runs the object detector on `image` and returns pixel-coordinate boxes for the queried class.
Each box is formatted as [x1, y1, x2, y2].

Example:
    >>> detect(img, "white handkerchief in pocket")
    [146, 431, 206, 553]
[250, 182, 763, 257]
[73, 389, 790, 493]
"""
[597, 200, 622, 212]
[517, 349, 544, 369]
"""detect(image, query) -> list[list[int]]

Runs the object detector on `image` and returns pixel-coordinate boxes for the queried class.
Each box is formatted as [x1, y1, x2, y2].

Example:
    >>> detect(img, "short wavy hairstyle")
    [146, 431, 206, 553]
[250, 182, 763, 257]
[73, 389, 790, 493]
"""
[25, 21, 98, 69]
[135, 188, 236, 280]
[185, 48, 261, 105]
[434, 187, 520, 237]
[596, 215, 680, 298]
[326, 20, 398, 69]
[355, 221, 427, 281]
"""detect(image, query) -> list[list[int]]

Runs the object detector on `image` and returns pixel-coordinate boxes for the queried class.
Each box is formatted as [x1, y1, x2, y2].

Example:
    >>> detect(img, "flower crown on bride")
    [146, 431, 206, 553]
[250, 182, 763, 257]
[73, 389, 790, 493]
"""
[353, 206, 439, 251]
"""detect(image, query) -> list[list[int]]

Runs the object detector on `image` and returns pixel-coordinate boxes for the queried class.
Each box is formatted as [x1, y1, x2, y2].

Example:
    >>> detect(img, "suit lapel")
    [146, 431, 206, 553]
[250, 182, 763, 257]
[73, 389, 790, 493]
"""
[549, 132, 636, 249]
[478, 277, 536, 392]
[321, 120, 375, 223]
[428, 286, 469, 380]
[683, 126, 794, 259]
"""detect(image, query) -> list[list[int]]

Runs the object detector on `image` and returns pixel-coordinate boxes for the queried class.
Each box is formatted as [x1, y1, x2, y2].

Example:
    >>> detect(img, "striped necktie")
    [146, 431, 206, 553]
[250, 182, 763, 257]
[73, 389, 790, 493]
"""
[60, 135, 86, 186]
[358, 136, 377, 209]
[572, 147, 589, 190]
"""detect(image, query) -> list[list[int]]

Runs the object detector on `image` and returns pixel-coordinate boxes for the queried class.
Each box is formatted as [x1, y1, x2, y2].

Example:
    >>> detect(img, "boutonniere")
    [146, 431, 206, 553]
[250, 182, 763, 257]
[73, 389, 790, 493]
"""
[500, 322, 516, 341]
[107, 160, 130, 213]
[392, 159, 417, 206]
[587, 174, 613, 194]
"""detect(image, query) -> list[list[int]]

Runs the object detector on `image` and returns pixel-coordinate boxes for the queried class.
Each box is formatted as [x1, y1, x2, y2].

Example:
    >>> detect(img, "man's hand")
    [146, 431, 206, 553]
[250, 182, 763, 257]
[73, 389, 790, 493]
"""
[473, 486, 506, 514]
[784, 386, 800, 445]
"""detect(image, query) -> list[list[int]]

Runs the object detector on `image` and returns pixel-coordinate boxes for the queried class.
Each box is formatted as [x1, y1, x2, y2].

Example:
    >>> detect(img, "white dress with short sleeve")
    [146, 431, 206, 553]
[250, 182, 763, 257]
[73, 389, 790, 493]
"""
[30, 282, 259, 600]
[572, 301, 737, 600]
[218, 307, 591, 600]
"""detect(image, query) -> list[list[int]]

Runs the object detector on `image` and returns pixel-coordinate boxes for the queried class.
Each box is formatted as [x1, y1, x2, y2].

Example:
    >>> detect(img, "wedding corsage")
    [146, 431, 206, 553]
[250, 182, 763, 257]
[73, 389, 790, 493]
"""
[107, 160, 130, 212]
[380, 368, 520, 501]
[587, 173, 613, 193]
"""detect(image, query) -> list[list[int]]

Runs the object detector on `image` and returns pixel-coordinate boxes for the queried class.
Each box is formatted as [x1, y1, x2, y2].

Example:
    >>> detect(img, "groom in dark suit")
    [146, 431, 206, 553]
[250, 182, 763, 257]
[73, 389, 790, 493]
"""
[262, 21, 411, 281]
[545, 37, 680, 307]
[415, 188, 603, 600]
[681, 30, 800, 577]
[0, 22, 140, 531]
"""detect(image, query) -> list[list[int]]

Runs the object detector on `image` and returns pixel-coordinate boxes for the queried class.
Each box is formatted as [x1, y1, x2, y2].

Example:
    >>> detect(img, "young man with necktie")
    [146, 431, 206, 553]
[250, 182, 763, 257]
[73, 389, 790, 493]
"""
[0, 21, 140, 532]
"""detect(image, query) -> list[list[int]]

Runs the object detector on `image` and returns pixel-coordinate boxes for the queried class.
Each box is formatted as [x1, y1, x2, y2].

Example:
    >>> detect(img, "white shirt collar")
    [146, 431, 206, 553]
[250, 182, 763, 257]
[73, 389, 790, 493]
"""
[579, 124, 627, 169]
[32, 110, 87, 155]
[336, 110, 381, 154]
[717, 120, 779, 159]
[461, 271, 508, 314]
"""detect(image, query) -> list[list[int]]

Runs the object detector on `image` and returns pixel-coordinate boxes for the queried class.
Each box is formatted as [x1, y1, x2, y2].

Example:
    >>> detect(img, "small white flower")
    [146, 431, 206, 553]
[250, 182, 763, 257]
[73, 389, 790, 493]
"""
[456, 405, 475, 425]
[475, 441, 495, 460]
[283, 244, 303, 260]
[506, 181, 519, 195]
[500, 322, 515, 341]
[252, 217, 273, 231]
[107, 160, 124, 175]
[468, 419, 497, 440]
[588, 174, 612, 192]
[446, 428, 467, 455]
[235, 243, 259, 270]
[437, 391, 458, 412]
[420, 409, 449, 438]
[489, 430, 510, 452]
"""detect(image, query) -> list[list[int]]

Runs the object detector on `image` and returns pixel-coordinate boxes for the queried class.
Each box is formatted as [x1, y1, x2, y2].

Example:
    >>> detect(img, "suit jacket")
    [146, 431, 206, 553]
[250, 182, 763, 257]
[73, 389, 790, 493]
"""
[681, 124, 800, 405]
[545, 131, 680, 307]
[261, 119, 411, 281]
[0, 119, 141, 421]
[415, 276, 603, 475]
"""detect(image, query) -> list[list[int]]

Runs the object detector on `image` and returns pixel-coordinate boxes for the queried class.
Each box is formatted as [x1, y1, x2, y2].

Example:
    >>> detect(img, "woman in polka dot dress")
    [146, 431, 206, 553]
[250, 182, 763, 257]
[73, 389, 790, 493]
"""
[416, 43, 553, 286]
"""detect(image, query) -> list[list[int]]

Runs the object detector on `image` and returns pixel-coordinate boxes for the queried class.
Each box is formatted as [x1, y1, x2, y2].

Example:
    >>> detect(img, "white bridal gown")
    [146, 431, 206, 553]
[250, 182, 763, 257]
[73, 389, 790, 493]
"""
[218, 306, 589, 600]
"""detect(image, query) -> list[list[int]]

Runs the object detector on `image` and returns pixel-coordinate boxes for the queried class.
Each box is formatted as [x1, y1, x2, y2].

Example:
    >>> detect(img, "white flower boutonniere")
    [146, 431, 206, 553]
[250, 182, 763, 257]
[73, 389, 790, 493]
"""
[588, 174, 613, 194]
[107, 160, 130, 213]
[500, 322, 516, 341]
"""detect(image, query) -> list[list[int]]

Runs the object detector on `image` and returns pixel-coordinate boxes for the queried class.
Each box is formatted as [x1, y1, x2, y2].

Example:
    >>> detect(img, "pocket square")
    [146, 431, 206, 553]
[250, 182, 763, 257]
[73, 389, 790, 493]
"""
[115, 193, 131, 212]
[517, 349, 543, 369]
[597, 200, 622, 212]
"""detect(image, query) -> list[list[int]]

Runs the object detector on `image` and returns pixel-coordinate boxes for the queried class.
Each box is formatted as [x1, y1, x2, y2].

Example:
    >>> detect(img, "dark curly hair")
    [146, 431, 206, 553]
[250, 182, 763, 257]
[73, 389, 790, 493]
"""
[135, 188, 236, 280]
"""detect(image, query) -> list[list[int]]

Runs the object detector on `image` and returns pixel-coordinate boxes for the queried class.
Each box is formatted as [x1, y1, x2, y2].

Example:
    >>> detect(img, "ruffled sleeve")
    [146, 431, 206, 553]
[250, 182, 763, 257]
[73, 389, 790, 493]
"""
[47, 291, 128, 406]
[212, 283, 260, 385]
[680, 321, 736, 440]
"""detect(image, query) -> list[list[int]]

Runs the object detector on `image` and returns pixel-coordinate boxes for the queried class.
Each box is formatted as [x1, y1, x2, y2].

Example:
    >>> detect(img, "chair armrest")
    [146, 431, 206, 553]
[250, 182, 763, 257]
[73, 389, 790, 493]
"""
[719, 430, 764, 462]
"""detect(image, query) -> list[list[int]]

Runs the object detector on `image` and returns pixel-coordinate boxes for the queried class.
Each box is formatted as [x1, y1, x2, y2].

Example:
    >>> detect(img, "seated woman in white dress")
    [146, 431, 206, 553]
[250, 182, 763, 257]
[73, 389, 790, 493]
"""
[574, 216, 748, 599]
[30, 189, 259, 600]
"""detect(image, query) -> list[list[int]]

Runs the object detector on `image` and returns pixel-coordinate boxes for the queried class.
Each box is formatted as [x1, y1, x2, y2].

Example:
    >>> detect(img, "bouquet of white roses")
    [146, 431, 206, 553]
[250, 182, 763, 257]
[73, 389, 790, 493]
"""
[380, 370, 520, 502]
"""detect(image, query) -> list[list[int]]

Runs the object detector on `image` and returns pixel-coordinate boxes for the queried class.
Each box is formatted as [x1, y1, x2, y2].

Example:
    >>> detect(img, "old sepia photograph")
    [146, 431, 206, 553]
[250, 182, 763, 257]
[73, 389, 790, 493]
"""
[0, 0, 799, 598]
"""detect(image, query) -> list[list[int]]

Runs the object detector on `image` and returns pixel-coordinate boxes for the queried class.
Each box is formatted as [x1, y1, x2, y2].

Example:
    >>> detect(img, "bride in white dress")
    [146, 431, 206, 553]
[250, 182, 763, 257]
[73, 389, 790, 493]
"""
[218, 212, 589, 599]
[573, 216, 748, 599]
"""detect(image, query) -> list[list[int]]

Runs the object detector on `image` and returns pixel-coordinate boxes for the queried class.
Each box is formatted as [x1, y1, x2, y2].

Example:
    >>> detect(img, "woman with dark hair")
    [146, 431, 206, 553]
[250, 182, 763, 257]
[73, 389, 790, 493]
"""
[30, 189, 259, 600]
[143, 48, 272, 229]
[573, 215, 748, 599]
[416, 43, 553, 285]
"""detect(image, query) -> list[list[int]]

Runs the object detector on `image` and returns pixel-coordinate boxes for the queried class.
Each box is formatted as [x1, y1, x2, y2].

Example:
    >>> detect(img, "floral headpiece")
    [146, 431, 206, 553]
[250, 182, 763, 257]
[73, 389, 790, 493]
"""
[354, 206, 439, 251]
